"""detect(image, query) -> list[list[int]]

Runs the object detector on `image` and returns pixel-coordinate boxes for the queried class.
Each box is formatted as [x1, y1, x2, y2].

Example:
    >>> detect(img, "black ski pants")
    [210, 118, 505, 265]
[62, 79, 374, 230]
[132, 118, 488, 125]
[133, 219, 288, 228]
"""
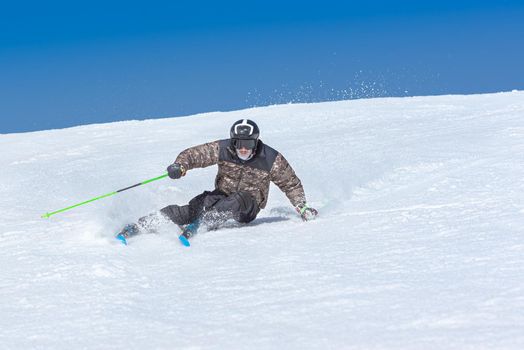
[160, 189, 260, 226]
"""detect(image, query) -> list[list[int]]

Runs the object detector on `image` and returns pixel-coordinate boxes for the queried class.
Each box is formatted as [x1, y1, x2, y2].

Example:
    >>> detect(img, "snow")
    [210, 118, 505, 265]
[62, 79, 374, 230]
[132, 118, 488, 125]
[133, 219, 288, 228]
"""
[1, 91, 524, 349]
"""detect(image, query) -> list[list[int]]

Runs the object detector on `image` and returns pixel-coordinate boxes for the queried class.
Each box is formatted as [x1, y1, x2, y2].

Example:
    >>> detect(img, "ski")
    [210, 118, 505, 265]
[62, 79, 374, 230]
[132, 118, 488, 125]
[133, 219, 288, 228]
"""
[115, 224, 139, 245]
[176, 220, 200, 247]
[178, 232, 191, 247]
[115, 233, 128, 245]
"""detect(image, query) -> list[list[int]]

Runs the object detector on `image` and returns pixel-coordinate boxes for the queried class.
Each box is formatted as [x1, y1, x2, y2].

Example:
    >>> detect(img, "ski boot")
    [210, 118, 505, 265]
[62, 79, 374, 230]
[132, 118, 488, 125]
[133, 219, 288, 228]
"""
[115, 224, 140, 245]
[178, 220, 200, 247]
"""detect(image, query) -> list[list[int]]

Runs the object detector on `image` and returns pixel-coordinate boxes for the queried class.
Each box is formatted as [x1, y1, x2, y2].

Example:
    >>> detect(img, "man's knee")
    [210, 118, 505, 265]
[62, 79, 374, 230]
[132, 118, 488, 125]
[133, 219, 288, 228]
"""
[160, 204, 191, 225]
[227, 191, 259, 223]
[231, 191, 254, 208]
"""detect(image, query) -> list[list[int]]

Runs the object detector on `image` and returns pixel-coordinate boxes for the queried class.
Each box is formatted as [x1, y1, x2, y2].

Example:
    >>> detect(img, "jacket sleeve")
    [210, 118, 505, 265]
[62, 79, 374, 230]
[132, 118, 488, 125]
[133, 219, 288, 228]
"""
[269, 153, 306, 207]
[174, 141, 220, 171]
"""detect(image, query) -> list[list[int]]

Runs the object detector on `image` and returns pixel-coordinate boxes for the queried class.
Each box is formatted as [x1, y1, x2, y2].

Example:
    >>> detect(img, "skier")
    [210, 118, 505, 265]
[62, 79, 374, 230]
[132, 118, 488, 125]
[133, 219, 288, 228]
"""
[116, 119, 318, 246]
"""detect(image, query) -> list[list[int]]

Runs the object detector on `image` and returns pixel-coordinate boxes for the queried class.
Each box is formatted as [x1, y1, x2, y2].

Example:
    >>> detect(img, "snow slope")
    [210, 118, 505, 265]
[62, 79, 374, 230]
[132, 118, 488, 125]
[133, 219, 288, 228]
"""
[1, 92, 523, 349]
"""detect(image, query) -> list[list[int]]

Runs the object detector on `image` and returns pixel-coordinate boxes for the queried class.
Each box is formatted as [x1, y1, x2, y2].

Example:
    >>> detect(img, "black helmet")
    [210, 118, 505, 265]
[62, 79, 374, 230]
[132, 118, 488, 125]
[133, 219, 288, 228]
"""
[230, 119, 260, 151]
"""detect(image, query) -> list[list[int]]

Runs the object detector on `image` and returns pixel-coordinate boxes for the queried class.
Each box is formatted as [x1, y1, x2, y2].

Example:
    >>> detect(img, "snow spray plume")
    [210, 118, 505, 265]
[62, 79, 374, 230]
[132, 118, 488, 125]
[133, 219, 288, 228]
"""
[41, 173, 169, 219]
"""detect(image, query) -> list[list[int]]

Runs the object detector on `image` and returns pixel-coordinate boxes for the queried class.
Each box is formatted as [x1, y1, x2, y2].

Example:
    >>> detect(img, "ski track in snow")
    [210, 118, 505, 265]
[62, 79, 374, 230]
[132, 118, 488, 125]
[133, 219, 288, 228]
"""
[1, 92, 524, 349]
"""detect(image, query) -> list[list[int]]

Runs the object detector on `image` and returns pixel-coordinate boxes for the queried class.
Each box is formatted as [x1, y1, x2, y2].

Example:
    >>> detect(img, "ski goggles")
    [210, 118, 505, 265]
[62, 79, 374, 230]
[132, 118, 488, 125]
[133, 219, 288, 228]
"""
[232, 138, 257, 150]
[234, 123, 254, 136]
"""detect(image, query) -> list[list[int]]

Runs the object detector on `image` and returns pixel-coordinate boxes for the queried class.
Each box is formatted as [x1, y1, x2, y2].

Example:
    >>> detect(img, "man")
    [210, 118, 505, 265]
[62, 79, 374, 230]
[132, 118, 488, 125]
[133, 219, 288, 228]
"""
[116, 119, 318, 246]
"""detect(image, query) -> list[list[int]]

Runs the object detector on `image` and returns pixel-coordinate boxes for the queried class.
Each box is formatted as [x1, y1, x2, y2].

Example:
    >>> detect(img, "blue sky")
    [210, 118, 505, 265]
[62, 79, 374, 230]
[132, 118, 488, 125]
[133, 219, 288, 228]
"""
[1, 0, 523, 134]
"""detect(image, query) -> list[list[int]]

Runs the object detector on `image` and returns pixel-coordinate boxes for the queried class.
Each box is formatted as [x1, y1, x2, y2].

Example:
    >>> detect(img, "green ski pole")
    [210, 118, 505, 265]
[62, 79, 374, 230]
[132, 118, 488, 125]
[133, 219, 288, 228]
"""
[41, 173, 169, 219]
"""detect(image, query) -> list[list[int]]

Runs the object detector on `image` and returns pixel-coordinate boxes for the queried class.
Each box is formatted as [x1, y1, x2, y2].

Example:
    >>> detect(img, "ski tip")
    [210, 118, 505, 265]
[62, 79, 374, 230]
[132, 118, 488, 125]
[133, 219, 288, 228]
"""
[178, 235, 191, 247]
[115, 234, 128, 245]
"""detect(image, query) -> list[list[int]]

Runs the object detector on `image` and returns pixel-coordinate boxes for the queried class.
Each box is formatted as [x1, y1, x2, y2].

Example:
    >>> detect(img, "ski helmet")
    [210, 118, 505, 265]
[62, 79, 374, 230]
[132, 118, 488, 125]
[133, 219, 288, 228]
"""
[230, 119, 260, 151]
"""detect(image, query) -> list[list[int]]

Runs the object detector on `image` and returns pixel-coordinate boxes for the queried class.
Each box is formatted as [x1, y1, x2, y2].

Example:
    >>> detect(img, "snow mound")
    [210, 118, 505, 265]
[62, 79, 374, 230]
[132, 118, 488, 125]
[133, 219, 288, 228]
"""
[1, 92, 523, 349]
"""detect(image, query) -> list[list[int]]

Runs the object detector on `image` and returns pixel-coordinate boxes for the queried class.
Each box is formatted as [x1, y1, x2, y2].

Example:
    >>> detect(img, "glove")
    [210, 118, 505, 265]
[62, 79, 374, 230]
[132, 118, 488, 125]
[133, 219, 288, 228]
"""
[296, 204, 318, 221]
[167, 163, 186, 179]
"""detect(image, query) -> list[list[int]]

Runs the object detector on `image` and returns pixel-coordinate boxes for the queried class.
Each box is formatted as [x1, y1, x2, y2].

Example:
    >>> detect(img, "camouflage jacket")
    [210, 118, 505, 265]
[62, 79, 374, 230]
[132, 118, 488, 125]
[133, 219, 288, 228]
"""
[175, 139, 306, 209]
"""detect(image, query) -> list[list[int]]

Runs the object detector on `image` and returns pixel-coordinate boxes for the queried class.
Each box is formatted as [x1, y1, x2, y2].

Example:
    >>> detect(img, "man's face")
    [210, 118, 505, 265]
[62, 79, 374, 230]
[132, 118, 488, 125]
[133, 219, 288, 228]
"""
[232, 138, 256, 160]
[236, 146, 253, 160]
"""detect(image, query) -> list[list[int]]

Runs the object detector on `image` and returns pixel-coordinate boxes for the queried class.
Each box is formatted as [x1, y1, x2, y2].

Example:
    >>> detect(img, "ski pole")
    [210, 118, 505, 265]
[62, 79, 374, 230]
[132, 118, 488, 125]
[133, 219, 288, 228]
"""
[41, 173, 169, 219]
